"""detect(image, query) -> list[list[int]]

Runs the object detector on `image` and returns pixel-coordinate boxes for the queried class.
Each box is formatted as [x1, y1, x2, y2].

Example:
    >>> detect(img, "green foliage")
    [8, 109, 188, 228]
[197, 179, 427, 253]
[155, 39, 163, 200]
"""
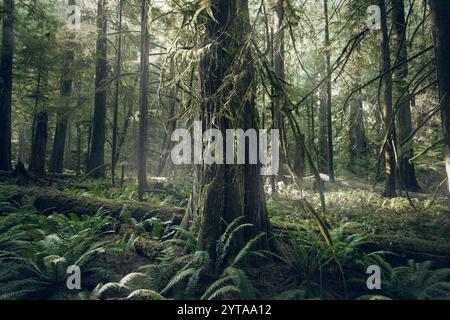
[0, 207, 119, 299]
[93, 217, 264, 300]
[161, 218, 265, 300]
[382, 260, 450, 300]
[275, 223, 386, 299]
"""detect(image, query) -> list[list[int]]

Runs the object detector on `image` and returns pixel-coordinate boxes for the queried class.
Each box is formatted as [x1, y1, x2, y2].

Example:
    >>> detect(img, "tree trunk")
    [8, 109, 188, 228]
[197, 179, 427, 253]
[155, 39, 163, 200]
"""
[318, 83, 328, 173]
[348, 92, 367, 174]
[429, 0, 450, 209]
[380, 0, 397, 198]
[271, 0, 286, 188]
[63, 120, 72, 169]
[392, 0, 421, 192]
[87, 0, 108, 178]
[156, 95, 177, 177]
[76, 122, 81, 176]
[348, 46, 368, 175]
[49, 0, 76, 174]
[137, 0, 150, 201]
[0, 0, 14, 171]
[112, 0, 124, 185]
[323, 0, 335, 182]
[190, 0, 270, 263]
[18, 123, 26, 164]
[29, 68, 48, 176]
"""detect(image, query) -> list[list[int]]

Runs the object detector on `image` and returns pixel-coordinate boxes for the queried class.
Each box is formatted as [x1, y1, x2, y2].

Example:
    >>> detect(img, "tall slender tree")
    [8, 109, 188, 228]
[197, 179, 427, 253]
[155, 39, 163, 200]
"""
[271, 0, 286, 190]
[380, 0, 397, 197]
[137, 0, 150, 201]
[87, 0, 108, 177]
[429, 0, 450, 209]
[318, 80, 328, 174]
[392, 0, 421, 191]
[29, 67, 48, 176]
[49, 0, 76, 173]
[0, 0, 14, 171]
[112, 0, 124, 184]
[348, 48, 368, 174]
[323, 0, 335, 182]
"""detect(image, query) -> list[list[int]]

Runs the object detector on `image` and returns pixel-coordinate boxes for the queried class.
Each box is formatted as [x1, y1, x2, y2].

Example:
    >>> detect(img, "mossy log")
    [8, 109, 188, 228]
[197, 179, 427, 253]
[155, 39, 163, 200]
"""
[33, 189, 184, 223]
[362, 235, 450, 267]
[271, 220, 450, 266]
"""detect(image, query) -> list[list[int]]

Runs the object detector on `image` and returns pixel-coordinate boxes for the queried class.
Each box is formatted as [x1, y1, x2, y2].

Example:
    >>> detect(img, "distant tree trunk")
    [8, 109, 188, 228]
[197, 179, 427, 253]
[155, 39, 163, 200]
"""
[348, 92, 367, 174]
[380, 0, 397, 197]
[189, 0, 270, 262]
[308, 99, 316, 175]
[76, 122, 81, 176]
[0, 0, 14, 171]
[392, 0, 421, 192]
[318, 83, 328, 173]
[293, 133, 305, 179]
[87, 0, 108, 178]
[137, 0, 150, 201]
[271, 0, 286, 188]
[112, 0, 124, 185]
[429, 0, 450, 209]
[348, 46, 368, 175]
[29, 68, 48, 176]
[18, 123, 26, 164]
[156, 96, 177, 177]
[64, 120, 72, 169]
[323, 0, 335, 182]
[49, 0, 76, 174]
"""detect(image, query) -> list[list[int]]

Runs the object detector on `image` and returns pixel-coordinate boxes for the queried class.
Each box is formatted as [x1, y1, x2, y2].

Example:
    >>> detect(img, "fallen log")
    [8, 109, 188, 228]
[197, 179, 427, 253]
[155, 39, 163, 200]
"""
[33, 189, 184, 224]
[271, 221, 450, 267]
[362, 234, 450, 267]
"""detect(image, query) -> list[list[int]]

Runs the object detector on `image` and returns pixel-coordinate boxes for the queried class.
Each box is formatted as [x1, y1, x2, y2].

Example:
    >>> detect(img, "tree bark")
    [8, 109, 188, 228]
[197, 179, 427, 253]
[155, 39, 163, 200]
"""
[392, 0, 421, 192]
[87, 0, 108, 178]
[137, 0, 150, 201]
[379, 0, 397, 198]
[0, 0, 14, 171]
[189, 0, 270, 263]
[429, 0, 450, 209]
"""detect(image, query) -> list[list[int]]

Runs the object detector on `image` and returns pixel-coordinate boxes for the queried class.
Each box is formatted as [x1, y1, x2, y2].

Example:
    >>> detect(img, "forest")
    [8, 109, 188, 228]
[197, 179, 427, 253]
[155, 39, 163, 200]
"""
[1, 0, 450, 301]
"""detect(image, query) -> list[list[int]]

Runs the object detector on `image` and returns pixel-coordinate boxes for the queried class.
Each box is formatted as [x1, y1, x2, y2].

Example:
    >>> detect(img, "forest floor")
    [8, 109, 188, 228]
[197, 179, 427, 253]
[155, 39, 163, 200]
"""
[1, 172, 450, 300]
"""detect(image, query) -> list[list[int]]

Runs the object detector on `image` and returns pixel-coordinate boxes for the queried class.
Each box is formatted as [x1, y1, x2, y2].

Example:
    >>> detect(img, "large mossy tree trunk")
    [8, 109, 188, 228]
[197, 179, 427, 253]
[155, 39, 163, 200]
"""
[380, 0, 397, 198]
[87, 0, 108, 178]
[0, 0, 14, 172]
[189, 0, 270, 263]
[429, 0, 450, 210]
[392, 0, 421, 192]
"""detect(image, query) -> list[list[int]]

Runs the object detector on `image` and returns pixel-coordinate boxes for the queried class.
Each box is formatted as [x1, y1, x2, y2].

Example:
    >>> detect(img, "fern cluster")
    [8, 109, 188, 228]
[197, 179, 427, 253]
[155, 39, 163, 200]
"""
[95, 216, 265, 300]
[0, 207, 119, 299]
